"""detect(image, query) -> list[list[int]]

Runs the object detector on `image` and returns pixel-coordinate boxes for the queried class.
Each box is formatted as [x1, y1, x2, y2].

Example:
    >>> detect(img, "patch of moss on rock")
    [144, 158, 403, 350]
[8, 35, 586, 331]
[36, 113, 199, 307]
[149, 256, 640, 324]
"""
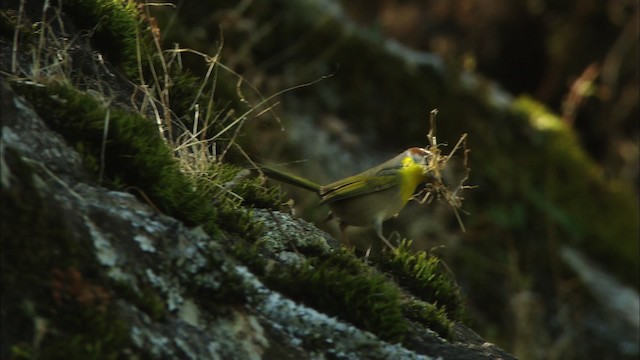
[62, 0, 147, 78]
[8, 79, 282, 241]
[230, 211, 464, 343]
[12, 80, 222, 236]
[183, 161, 281, 240]
[375, 240, 466, 323]
[112, 281, 168, 322]
[402, 299, 454, 340]
[264, 249, 408, 343]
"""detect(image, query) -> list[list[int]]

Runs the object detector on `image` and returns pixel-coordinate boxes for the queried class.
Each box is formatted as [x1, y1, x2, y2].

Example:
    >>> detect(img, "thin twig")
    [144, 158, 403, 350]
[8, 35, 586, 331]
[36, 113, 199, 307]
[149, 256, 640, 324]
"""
[99, 105, 111, 183]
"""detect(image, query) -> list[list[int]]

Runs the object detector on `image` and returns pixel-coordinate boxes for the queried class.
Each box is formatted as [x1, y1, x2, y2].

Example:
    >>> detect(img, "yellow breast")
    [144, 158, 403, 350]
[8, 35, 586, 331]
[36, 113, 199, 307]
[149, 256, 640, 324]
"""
[398, 156, 427, 204]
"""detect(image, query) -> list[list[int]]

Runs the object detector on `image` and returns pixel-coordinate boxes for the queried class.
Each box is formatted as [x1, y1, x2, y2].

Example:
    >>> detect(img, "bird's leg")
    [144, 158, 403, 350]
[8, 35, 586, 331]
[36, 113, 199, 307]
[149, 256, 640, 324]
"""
[339, 222, 352, 248]
[324, 211, 335, 223]
[364, 246, 373, 263]
[374, 221, 395, 249]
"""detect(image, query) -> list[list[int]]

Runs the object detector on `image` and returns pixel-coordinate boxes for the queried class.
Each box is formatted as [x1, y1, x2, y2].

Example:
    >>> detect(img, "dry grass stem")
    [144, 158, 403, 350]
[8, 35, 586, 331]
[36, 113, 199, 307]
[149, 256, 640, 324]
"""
[416, 109, 474, 232]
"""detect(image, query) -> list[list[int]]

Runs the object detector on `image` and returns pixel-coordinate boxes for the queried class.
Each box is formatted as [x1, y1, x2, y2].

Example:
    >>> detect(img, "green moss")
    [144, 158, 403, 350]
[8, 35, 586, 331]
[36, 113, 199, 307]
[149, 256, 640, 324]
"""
[190, 162, 280, 238]
[112, 281, 168, 322]
[62, 0, 146, 77]
[164, 69, 244, 129]
[233, 231, 460, 342]
[12, 81, 221, 236]
[208, 162, 281, 209]
[137, 287, 168, 322]
[402, 299, 454, 340]
[230, 240, 269, 276]
[182, 245, 251, 306]
[375, 240, 466, 322]
[264, 250, 408, 343]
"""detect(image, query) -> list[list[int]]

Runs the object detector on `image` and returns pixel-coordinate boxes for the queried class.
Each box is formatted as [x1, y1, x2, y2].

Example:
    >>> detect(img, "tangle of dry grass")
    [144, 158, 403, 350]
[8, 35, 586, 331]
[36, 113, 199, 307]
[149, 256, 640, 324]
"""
[415, 109, 475, 232]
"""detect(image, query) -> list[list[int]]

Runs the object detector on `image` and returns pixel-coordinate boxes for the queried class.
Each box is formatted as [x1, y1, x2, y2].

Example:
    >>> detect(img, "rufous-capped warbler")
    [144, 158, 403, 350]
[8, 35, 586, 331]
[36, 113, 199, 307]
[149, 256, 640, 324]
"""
[261, 147, 434, 248]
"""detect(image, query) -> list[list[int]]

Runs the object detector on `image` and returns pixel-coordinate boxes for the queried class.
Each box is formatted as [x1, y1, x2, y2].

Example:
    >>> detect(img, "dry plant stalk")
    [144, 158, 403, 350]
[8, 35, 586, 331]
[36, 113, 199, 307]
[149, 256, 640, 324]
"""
[415, 109, 473, 232]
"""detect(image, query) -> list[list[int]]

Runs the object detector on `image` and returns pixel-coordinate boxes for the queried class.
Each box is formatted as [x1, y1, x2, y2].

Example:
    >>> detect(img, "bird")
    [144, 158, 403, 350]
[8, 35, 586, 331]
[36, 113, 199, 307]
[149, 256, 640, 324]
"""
[260, 147, 434, 248]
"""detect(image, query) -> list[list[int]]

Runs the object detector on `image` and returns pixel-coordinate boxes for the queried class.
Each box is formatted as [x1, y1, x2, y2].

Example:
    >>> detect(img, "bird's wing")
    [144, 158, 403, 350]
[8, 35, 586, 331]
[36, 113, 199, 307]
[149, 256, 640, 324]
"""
[318, 173, 398, 205]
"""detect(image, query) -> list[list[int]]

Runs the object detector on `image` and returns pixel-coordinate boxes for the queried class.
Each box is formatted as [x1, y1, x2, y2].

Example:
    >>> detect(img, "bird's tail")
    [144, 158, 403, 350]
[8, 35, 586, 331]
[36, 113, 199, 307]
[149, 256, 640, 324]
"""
[258, 166, 321, 193]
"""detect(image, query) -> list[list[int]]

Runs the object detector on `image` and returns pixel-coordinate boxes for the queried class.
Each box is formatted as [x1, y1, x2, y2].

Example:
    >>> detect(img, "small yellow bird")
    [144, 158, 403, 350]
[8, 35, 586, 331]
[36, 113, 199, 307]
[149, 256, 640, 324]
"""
[260, 147, 433, 248]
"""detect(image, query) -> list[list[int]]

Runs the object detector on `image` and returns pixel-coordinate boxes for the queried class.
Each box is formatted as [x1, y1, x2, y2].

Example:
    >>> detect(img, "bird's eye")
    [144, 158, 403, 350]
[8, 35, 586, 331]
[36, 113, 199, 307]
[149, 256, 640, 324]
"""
[408, 147, 431, 165]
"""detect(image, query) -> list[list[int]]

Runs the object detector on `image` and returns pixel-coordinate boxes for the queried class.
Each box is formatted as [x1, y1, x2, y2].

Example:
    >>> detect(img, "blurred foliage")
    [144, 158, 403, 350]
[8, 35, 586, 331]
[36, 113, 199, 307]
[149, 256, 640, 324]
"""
[341, 0, 639, 187]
